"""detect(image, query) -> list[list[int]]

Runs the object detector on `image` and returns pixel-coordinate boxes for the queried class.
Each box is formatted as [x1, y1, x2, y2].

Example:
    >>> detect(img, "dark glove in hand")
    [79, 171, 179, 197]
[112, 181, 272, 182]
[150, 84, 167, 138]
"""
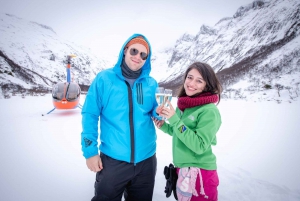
[163, 163, 178, 200]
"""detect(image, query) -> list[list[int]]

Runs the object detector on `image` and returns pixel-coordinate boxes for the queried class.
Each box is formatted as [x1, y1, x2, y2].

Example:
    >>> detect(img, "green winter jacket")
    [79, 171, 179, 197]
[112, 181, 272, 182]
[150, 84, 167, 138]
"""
[160, 103, 221, 170]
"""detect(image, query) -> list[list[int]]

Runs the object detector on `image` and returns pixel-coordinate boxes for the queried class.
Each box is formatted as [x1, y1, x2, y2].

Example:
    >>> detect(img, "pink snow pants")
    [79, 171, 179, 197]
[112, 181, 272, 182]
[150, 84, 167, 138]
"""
[176, 168, 219, 201]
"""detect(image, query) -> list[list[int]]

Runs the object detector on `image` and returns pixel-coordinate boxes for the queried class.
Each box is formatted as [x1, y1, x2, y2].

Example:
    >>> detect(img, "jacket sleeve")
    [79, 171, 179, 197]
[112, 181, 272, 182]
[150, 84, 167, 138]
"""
[168, 107, 221, 155]
[160, 121, 174, 136]
[81, 74, 103, 159]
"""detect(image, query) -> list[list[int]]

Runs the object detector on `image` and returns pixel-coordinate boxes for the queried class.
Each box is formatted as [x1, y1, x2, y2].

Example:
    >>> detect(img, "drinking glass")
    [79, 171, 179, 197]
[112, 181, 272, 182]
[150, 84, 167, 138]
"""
[164, 89, 173, 107]
[155, 87, 165, 119]
[155, 87, 165, 106]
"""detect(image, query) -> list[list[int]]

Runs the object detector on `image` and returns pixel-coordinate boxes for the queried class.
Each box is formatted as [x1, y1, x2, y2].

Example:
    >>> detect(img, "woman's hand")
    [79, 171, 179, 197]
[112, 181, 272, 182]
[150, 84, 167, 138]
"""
[161, 100, 176, 119]
[152, 117, 165, 129]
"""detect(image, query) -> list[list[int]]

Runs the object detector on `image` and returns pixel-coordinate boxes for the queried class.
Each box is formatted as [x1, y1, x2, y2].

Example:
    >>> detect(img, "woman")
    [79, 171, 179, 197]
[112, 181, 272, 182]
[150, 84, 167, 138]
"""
[154, 62, 222, 201]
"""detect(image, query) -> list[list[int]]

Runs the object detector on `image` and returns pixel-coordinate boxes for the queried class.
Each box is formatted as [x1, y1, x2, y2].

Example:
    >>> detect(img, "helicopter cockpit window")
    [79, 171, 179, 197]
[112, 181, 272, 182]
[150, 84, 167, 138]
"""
[66, 83, 81, 101]
[52, 83, 65, 100]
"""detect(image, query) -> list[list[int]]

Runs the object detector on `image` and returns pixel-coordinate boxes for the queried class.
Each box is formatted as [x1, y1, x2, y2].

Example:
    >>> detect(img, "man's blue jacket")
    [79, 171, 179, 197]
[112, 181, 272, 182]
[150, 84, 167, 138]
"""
[81, 33, 159, 163]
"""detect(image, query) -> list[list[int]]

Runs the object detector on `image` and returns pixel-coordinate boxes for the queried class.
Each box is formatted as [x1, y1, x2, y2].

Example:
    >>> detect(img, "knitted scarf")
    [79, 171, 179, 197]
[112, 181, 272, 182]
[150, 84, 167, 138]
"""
[177, 92, 219, 111]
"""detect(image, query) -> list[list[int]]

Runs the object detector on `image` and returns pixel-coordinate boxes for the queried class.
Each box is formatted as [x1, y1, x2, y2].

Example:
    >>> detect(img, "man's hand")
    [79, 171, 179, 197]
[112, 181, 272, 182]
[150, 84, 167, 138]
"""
[152, 117, 165, 129]
[86, 155, 103, 172]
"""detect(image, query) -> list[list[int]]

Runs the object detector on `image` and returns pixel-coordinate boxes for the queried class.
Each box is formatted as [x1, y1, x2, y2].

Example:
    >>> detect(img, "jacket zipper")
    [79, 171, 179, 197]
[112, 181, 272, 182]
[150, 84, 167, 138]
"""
[125, 81, 135, 163]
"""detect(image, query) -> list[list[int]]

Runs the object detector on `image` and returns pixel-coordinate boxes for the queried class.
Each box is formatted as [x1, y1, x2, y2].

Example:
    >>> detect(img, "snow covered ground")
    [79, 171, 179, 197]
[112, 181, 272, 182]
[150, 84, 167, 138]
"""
[0, 94, 299, 201]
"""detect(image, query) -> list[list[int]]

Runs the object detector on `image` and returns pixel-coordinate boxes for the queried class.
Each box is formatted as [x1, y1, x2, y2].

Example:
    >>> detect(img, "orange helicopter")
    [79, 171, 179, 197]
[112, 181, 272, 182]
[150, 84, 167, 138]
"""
[44, 55, 82, 115]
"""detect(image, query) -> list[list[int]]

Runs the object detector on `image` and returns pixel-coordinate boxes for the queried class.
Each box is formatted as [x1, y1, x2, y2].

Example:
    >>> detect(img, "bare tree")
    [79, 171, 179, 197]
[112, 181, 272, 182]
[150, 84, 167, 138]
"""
[285, 86, 292, 95]
[226, 88, 235, 99]
[274, 83, 284, 97]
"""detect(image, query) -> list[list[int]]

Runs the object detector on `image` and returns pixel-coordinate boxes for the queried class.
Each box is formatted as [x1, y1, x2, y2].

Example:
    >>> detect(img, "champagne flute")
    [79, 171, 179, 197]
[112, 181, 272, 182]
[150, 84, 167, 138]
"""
[155, 87, 165, 119]
[155, 87, 165, 106]
[164, 89, 173, 107]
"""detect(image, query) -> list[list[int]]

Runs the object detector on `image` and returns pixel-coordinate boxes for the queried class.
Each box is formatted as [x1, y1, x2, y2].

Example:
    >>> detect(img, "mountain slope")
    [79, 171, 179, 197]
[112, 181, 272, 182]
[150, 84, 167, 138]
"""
[156, 0, 300, 103]
[0, 13, 111, 97]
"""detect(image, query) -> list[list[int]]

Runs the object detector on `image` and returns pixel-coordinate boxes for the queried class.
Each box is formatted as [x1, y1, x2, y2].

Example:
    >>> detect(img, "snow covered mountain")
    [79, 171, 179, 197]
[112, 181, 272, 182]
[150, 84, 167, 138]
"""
[155, 0, 300, 103]
[0, 13, 112, 98]
[1, 0, 299, 103]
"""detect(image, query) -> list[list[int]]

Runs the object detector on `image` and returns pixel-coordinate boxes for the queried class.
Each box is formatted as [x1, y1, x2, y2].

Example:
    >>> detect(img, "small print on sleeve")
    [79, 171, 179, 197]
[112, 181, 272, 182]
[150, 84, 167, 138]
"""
[84, 137, 92, 147]
[179, 125, 186, 133]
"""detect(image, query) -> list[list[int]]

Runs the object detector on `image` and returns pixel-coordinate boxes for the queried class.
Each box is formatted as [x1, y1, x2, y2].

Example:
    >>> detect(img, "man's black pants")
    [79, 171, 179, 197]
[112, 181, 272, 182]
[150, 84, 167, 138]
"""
[91, 153, 157, 201]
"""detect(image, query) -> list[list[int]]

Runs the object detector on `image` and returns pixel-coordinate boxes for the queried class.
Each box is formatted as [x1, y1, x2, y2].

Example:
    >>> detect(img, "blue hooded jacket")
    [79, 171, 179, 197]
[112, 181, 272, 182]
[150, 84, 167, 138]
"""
[81, 33, 159, 164]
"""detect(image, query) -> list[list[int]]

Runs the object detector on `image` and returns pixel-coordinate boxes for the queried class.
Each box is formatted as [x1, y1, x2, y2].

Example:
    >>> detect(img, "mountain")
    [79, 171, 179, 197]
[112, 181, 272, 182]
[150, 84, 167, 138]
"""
[1, 0, 299, 103]
[0, 13, 112, 98]
[155, 0, 300, 103]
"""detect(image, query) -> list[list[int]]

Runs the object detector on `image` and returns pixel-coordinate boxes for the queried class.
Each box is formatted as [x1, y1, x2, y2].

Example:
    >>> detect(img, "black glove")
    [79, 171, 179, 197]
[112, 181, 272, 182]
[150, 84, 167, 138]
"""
[163, 163, 178, 200]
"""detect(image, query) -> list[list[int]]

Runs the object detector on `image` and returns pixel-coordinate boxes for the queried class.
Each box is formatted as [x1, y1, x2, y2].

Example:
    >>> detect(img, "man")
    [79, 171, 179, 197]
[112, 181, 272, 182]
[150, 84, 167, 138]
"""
[81, 33, 159, 201]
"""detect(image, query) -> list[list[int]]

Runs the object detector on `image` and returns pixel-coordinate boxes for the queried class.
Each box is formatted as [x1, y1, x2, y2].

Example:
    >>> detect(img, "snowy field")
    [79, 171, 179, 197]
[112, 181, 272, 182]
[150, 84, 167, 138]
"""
[0, 94, 299, 201]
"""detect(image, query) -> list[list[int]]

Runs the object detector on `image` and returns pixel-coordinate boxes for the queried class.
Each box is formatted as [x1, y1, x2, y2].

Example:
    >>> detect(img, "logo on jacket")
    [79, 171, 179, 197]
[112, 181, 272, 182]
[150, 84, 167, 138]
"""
[84, 137, 92, 147]
[188, 115, 195, 121]
[179, 125, 186, 133]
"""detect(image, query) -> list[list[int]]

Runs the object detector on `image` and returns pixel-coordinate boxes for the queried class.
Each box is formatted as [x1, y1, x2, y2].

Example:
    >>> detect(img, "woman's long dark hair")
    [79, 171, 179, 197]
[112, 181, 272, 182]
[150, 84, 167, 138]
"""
[177, 62, 223, 104]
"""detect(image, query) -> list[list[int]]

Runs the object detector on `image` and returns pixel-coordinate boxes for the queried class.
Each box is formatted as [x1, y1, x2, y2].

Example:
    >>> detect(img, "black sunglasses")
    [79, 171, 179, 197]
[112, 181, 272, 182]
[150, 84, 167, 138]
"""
[129, 48, 148, 60]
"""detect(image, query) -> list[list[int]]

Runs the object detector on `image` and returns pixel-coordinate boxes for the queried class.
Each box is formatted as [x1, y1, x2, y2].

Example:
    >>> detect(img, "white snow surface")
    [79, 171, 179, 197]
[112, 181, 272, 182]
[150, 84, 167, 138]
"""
[0, 94, 299, 201]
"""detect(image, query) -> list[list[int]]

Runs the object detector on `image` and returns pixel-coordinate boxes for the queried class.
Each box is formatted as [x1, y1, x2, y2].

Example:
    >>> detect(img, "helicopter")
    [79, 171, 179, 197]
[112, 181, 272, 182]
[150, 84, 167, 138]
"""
[43, 55, 82, 115]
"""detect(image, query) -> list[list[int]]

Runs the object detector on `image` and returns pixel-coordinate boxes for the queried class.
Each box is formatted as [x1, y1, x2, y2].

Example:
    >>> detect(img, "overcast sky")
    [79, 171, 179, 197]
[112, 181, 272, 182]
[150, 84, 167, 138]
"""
[0, 0, 255, 58]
